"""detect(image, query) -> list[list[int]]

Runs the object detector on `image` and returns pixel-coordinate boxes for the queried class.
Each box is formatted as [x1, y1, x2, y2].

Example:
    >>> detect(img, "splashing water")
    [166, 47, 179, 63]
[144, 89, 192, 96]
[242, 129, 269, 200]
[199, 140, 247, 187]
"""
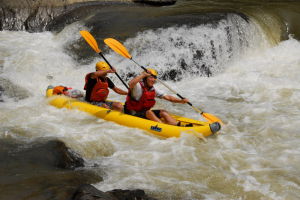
[1, 12, 300, 200]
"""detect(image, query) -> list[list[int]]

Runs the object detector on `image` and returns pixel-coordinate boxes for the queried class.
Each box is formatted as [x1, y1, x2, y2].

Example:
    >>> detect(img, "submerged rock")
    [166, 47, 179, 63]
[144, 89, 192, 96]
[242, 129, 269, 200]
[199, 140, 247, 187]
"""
[133, 0, 176, 6]
[72, 184, 158, 200]
[0, 77, 30, 102]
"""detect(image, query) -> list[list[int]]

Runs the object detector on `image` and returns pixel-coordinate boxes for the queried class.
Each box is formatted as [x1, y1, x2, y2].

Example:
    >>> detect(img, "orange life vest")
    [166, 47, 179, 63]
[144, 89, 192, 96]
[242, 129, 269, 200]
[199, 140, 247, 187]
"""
[53, 86, 68, 95]
[126, 82, 156, 112]
[84, 73, 109, 102]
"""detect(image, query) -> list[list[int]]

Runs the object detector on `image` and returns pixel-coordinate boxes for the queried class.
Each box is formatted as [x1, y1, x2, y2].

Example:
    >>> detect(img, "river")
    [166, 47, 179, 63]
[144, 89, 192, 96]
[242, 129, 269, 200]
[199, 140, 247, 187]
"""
[0, 0, 300, 199]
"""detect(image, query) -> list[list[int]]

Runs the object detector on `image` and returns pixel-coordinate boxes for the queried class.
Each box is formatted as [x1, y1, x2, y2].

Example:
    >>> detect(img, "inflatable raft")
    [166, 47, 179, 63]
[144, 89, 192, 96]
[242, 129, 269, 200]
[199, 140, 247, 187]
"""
[46, 86, 221, 138]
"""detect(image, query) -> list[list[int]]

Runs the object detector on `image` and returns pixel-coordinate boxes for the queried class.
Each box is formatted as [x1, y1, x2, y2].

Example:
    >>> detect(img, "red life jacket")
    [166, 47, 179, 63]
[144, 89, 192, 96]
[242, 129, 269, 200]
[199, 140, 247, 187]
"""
[84, 73, 109, 102]
[126, 82, 156, 112]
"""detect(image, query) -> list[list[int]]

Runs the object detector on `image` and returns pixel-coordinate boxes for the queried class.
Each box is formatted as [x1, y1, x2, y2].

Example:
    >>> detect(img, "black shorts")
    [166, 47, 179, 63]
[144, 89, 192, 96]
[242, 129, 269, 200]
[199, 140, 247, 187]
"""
[125, 108, 161, 119]
[90, 101, 114, 109]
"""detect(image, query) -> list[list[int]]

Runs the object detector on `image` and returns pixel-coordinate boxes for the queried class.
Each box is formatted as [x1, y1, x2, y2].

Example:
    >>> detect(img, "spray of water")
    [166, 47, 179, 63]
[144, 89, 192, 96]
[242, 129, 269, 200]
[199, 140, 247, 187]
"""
[1, 12, 300, 199]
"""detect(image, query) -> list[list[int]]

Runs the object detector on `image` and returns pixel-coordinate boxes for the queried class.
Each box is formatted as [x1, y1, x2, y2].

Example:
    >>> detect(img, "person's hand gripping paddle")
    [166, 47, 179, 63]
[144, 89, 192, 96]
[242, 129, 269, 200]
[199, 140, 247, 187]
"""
[79, 30, 129, 90]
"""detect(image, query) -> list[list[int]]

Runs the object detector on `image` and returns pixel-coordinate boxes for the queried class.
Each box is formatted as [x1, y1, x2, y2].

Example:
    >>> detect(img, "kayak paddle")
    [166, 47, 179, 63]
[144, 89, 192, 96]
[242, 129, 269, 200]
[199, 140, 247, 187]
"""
[79, 30, 129, 90]
[104, 38, 223, 124]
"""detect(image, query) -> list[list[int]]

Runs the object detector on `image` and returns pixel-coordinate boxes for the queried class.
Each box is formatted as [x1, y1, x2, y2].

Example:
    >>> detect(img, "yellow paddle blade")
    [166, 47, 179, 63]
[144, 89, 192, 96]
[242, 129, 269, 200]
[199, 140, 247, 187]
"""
[202, 112, 223, 124]
[190, 104, 223, 124]
[104, 38, 132, 59]
[80, 30, 101, 53]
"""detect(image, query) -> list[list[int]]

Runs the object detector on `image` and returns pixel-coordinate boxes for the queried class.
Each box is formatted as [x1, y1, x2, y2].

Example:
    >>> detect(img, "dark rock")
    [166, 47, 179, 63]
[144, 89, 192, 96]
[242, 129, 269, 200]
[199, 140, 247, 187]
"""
[0, 138, 102, 200]
[0, 5, 75, 31]
[2, 139, 84, 169]
[73, 184, 158, 200]
[161, 68, 183, 81]
[72, 184, 117, 200]
[44, 139, 85, 169]
[0, 1, 98, 31]
[133, 0, 176, 6]
[0, 0, 177, 32]
[108, 189, 157, 200]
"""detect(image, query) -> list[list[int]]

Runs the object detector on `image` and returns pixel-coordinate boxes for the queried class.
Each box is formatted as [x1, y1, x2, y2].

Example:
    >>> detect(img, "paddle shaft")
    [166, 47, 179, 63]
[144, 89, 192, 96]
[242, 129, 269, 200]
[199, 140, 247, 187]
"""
[131, 59, 205, 114]
[158, 79, 205, 114]
[99, 52, 129, 90]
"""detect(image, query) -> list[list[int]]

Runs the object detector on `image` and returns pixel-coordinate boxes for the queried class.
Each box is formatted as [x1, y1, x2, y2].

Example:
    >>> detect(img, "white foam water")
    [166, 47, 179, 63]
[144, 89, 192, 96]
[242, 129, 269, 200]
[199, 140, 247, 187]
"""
[0, 13, 300, 199]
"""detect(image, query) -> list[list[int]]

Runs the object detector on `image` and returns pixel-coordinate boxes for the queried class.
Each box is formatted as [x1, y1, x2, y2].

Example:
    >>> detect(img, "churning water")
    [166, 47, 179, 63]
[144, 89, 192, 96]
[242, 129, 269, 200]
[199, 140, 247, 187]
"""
[1, 3, 300, 199]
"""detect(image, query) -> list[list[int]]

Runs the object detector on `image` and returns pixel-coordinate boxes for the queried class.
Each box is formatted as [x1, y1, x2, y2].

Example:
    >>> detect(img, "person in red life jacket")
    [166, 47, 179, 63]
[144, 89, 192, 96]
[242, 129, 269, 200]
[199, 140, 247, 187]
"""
[84, 61, 128, 111]
[124, 68, 190, 126]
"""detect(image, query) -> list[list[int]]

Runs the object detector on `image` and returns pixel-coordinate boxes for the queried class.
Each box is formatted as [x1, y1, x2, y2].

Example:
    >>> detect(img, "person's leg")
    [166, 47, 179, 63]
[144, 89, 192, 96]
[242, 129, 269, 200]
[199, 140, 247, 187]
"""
[153, 110, 193, 127]
[91, 101, 110, 109]
[101, 104, 110, 109]
[159, 109, 178, 125]
[111, 102, 123, 112]
[145, 110, 163, 123]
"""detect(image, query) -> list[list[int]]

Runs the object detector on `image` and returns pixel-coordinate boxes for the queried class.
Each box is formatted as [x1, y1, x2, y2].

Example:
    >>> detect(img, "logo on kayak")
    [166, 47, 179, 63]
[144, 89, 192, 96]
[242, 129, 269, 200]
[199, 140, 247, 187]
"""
[150, 124, 162, 132]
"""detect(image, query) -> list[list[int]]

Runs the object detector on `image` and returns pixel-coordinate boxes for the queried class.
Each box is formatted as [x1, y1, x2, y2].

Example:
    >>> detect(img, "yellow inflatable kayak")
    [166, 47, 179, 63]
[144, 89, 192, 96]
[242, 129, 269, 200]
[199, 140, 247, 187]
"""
[46, 86, 221, 138]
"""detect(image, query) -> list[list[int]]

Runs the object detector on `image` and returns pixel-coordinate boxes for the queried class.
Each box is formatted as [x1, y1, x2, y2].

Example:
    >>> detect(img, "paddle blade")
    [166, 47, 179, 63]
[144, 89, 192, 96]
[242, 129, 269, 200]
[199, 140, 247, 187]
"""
[202, 112, 223, 124]
[80, 30, 101, 53]
[104, 38, 132, 59]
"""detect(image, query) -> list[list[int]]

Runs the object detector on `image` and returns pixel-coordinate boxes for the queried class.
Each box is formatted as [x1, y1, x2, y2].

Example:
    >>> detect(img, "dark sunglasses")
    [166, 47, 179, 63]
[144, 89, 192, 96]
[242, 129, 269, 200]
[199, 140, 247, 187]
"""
[151, 75, 157, 79]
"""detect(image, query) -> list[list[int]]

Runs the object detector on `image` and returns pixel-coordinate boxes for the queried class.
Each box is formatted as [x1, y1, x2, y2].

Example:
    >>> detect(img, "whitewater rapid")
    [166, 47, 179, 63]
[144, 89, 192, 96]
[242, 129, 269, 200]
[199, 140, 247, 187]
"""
[1, 13, 300, 199]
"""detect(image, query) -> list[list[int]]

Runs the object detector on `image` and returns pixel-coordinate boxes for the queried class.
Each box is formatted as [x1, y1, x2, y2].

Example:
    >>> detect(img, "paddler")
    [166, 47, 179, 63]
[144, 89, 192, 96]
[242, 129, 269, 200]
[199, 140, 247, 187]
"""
[84, 61, 128, 111]
[124, 68, 191, 126]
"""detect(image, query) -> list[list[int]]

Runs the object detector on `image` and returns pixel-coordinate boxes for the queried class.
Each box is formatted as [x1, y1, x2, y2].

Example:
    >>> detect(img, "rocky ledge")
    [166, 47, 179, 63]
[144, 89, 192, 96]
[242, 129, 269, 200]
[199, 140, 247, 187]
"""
[73, 184, 157, 200]
[0, 0, 176, 32]
[0, 139, 157, 200]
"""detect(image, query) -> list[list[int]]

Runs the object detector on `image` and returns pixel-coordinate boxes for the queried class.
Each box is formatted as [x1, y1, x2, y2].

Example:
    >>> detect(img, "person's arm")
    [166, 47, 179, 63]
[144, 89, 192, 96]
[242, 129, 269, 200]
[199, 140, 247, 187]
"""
[112, 87, 128, 95]
[162, 95, 189, 104]
[128, 71, 150, 90]
[90, 68, 116, 79]
[107, 77, 128, 95]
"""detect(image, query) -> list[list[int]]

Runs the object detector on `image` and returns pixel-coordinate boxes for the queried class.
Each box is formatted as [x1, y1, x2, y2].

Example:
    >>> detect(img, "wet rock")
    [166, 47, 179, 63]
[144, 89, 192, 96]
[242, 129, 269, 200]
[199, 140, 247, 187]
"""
[0, 77, 30, 101]
[3, 139, 84, 169]
[0, 138, 102, 200]
[133, 0, 176, 6]
[161, 68, 183, 81]
[108, 189, 157, 200]
[41, 140, 85, 169]
[0, 1, 100, 31]
[0, 0, 176, 32]
[73, 184, 158, 200]
[72, 184, 116, 200]
[1, 4, 74, 31]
